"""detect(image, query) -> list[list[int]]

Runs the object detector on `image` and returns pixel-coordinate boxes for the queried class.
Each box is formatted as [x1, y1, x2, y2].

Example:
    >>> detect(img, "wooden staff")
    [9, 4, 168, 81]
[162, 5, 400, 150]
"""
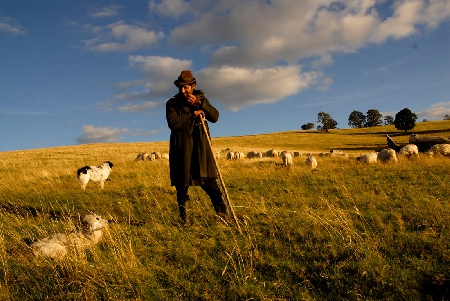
[200, 116, 242, 233]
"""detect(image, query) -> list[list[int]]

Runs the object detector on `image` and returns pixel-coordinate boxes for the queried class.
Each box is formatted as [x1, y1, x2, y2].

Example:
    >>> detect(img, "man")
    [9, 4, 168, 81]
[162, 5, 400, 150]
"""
[166, 70, 228, 226]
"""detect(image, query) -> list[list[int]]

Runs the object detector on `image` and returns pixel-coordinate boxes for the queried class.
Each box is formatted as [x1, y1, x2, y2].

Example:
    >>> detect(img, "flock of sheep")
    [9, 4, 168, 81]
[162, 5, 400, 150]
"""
[356, 143, 450, 164]
[134, 151, 169, 161]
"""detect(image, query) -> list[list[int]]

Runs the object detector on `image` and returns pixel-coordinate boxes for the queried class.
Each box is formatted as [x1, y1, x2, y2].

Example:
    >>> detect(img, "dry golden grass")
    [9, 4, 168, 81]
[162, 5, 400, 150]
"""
[0, 120, 449, 300]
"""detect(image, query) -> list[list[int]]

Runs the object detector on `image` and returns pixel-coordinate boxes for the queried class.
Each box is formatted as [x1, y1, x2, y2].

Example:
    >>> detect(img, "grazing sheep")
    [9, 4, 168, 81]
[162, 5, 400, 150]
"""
[356, 152, 378, 164]
[399, 144, 419, 158]
[426, 143, 450, 157]
[134, 152, 148, 162]
[281, 151, 294, 166]
[247, 151, 263, 159]
[77, 161, 113, 190]
[377, 148, 398, 163]
[293, 151, 302, 157]
[152, 151, 161, 159]
[147, 153, 156, 161]
[265, 149, 279, 157]
[215, 152, 221, 159]
[227, 151, 235, 160]
[161, 153, 169, 160]
[32, 214, 109, 260]
[306, 153, 317, 170]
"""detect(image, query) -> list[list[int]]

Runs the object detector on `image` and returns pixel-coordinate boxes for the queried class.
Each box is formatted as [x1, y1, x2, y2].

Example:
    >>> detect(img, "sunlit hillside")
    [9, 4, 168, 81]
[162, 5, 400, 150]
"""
[0, 120, 449, 300]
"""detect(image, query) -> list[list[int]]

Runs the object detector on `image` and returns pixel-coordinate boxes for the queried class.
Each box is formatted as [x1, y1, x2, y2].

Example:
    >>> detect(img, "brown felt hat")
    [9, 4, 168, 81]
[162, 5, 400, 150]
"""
[174, 70, 196, 87]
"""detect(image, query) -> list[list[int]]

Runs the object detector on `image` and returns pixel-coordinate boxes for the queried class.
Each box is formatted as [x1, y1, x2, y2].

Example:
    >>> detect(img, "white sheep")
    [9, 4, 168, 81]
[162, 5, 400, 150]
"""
[281, 151, 294, 166]
[227, 151, 235, 160]
[215, 152, 221, 159]
[32, 214, 109, 260]
[356, 152, 378, 164]
[305, 153, 317, 170]
[377, 148, 398, 163]
[399, 144, 419, 158]
[161, 153, 169, 160]
[426, 144, 450, 157]
[152, 151, 161, 159]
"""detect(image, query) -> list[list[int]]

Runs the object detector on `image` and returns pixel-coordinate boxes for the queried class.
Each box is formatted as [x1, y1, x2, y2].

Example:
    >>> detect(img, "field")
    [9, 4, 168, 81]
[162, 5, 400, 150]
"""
[1, 121, 449, 300]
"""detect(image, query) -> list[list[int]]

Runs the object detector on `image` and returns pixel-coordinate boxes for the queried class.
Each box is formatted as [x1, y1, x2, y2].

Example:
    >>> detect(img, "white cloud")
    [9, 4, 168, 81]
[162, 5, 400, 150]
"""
[119, 101, 162, 112]
[149, 0, 192, 18]
[197, 66, 332, 111]
[89, 5, 121, 18]
[166, 0, 450, 68]
[85, 21, 164, 52]
[416, 101, 450, 120]
[0, 17, 27, 35]
[76, 125, 130, 144]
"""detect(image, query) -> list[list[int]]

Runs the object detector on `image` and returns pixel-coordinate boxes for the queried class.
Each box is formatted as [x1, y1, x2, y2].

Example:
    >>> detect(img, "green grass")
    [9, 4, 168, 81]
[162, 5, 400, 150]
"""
[0, 121, 449, 300]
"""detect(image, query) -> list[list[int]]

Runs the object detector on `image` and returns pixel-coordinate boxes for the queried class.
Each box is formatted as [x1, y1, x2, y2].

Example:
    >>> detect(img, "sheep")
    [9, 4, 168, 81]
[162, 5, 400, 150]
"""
[161, 153, 169, 160]
[377, 148, 398, 163]
[227, 151, 236, 160]
[305, 153, 317, 170]
[247, 151, 263, 159]
[77, 161, 113, 190]
[399, 144, 419, 158]
[281, 151, 294, 166]
[31, 214, 109, 260]
[215, 152, 221, 159]
[426, 144, 450, 157]
[147, 153, 156, 161]
[265, 149, 278, 157]
[134, 152, 148, 162]
[152, 151, 161, 159]
[356, 152, 378, 164]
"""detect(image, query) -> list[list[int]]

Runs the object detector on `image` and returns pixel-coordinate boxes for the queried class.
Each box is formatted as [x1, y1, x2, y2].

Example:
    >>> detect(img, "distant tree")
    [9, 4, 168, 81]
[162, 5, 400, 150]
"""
[394, 108, 418, 132]
[301, 122, 315, 130]
[317, 111, 338, 132]
[423, 119, 429, 122]
[444, 114, 450, 120]
[384, 115, 394, 125]
[364, 109, 383, 127]
[348, 110, 365, 128]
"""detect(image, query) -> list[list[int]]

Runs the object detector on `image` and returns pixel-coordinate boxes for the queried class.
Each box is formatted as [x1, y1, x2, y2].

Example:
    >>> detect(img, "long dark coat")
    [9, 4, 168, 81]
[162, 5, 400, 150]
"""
[166, 90, 219, 188]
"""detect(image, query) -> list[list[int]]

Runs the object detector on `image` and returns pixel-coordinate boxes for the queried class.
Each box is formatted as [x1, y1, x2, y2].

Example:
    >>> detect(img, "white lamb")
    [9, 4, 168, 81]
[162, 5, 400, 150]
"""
[281, 151, 294, 166]
[377, 148, 398, 163]
[426, 144, 450, 157]
[77, 161, 113, 190]
[357, 152, 378, 164]
[32, 214, 109, 260]
[399, 144, 419, 158]
[306, 153, 317, 170]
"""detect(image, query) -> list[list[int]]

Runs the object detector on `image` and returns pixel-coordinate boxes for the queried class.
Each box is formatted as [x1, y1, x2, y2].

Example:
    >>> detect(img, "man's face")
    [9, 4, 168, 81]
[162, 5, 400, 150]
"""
[179, 84, 195, 96]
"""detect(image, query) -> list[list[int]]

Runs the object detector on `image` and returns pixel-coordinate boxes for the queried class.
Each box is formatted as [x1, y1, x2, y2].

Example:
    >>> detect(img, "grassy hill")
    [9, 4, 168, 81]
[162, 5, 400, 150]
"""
[0, 121, 449, 300]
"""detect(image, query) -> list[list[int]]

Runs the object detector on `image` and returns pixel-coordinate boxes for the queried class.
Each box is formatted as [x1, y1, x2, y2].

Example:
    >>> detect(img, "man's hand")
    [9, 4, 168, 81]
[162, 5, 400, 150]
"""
[192, 110, 205, 119]
[185, 93, 201, 107]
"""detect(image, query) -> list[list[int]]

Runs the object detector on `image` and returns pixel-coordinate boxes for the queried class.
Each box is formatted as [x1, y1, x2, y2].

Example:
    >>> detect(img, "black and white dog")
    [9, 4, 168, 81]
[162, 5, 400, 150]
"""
[77, 161, 113, 190]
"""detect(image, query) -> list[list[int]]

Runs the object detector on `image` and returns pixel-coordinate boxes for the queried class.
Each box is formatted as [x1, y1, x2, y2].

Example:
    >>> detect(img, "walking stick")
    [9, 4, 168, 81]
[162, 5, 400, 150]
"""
[200, 116, 242, 233]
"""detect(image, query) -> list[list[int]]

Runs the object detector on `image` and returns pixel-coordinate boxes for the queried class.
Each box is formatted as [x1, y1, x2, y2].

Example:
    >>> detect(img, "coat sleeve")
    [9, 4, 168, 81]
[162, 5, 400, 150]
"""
[197, 90, 219, 123]
[166, 99, 191, 131]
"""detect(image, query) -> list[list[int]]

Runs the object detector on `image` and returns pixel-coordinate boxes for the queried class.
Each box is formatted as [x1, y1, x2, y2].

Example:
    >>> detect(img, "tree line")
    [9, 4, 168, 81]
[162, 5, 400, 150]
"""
[301, 109, 450, 133]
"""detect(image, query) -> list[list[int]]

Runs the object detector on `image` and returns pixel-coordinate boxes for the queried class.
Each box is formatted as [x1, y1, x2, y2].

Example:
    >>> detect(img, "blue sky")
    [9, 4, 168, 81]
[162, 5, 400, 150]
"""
[1, 0, 449, 152]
